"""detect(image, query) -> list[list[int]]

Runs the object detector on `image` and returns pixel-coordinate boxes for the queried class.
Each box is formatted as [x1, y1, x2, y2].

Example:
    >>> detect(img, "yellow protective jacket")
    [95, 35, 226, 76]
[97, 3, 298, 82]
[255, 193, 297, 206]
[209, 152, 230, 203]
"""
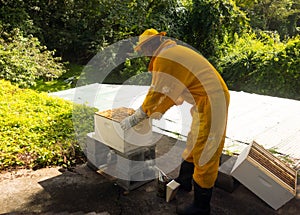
[142, 39, 228, 117]
[141, 40, 230, 188]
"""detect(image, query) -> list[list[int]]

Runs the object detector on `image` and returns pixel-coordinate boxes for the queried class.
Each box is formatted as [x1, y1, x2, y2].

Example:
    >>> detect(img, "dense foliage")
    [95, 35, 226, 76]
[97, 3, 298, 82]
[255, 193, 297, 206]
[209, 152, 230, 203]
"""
[0, 26, 66, 88]
[0, 0, 181, 63]
[0, 0, 299, 171]
[236, 0, 300, 39]
[180, 0, 249, 60]
[0, 80, 96, 170]
[218, 33, 300, 99]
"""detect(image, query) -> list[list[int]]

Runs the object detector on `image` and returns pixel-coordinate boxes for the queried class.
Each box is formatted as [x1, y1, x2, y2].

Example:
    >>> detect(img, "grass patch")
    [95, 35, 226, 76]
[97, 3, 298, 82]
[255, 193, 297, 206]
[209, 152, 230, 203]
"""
[30, 64, 84, 93]
[0, 79, 97, 171]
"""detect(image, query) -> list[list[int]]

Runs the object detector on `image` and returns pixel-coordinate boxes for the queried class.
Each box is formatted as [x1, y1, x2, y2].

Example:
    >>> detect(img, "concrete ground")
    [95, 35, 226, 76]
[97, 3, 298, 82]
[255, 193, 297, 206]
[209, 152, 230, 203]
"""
[1, 135, 299, 215]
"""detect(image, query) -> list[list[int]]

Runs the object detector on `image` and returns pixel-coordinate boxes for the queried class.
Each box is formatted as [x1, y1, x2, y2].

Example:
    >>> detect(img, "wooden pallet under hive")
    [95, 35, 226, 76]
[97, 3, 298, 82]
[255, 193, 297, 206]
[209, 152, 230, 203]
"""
[231, 141, 297, 210]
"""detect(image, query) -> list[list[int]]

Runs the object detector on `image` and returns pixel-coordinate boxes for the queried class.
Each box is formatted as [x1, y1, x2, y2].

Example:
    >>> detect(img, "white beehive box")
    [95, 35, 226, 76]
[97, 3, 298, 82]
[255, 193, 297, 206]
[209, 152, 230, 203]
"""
[231, 141, 297, 210]
[94, 108, 153, 153]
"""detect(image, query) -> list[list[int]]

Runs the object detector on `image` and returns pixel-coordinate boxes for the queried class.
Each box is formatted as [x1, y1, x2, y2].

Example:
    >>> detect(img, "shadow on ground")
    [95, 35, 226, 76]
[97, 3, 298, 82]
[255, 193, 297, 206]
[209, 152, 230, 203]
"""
[1, 135, 299, 215]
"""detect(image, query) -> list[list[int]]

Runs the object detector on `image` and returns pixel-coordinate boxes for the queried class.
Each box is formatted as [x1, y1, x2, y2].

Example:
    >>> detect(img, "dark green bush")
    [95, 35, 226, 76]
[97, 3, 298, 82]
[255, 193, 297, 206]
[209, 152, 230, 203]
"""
[236, 0, 300, 39]
[0, 0, 181, 64]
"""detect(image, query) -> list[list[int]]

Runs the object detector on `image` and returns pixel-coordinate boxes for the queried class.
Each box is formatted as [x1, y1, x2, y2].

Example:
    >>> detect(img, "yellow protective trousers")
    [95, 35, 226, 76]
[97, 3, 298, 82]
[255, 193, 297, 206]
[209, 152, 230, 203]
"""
[182, 91, 230, 188]
[140, 40, 230, 188]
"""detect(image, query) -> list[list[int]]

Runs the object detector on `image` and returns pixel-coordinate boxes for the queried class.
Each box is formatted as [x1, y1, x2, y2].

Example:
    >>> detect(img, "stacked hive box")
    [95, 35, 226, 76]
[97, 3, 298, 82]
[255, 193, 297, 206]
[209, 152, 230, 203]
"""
[86, 132, 119, 169]
[88, 107, 156, 190]
[115, 145, 156, 190]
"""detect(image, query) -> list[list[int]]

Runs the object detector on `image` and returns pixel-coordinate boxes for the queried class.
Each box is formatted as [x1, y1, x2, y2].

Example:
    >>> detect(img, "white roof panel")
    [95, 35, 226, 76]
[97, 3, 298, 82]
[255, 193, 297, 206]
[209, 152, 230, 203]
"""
[51, 84, 300, 159]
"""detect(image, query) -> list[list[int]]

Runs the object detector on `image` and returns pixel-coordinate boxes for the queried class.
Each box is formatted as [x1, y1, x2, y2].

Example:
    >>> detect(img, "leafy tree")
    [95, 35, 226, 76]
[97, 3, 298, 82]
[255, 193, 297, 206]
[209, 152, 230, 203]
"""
[235, 0, 300, 38]
[0, 0, 38, 35]
[0, 26, 66, 88]
[1, 0, 181, 63]
[180, 0, 249, 62]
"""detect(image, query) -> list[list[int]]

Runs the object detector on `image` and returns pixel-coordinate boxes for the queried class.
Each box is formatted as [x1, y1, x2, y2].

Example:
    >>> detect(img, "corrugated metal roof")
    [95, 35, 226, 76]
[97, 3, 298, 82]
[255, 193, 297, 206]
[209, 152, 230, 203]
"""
[51, 84, 300, 160]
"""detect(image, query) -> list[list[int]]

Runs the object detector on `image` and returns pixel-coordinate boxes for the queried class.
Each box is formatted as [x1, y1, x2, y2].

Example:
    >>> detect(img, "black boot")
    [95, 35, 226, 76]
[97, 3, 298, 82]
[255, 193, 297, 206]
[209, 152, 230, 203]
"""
[175, 160, 194, 192]
[176, 180, 212, 215]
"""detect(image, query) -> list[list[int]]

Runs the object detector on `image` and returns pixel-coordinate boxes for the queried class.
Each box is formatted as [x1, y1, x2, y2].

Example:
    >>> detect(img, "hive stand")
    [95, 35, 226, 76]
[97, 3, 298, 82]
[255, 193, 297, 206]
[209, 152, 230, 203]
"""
[86, 132, 157, 191]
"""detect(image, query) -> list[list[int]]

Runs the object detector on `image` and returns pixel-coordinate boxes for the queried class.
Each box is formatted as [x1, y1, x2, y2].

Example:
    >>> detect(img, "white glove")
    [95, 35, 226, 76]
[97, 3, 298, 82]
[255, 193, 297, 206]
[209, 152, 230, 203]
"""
[120, 106, 148, 130]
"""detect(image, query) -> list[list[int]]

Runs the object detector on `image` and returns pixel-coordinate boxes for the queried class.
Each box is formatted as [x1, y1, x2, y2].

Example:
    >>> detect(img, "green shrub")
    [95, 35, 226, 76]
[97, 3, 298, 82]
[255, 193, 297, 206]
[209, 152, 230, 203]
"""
[218, 33, 300, 100]
[181, 0, 249, 60]
[0, 80, 96, 171]
[0, 27, 66, 88]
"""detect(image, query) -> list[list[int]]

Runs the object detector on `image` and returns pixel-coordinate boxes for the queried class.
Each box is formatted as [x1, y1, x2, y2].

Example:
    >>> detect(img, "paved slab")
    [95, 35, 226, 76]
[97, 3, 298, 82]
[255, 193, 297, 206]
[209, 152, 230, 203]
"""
[1, 135, 299, 215]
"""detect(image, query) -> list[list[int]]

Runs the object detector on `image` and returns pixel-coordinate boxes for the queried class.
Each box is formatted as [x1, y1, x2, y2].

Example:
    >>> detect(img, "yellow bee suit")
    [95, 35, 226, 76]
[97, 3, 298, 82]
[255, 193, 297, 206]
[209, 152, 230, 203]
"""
[141, 40, 230, 188]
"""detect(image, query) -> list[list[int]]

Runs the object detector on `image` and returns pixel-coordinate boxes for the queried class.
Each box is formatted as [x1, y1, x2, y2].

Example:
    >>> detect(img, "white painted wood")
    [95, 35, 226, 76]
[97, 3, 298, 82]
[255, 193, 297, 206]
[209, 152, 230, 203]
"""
[94, 113, 153, 153]
[231, 142, 297, 210]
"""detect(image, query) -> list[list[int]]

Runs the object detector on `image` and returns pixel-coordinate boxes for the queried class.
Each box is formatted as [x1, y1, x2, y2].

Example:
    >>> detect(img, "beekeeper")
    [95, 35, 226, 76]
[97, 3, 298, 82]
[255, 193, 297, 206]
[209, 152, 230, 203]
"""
[120, 28, 230, 215]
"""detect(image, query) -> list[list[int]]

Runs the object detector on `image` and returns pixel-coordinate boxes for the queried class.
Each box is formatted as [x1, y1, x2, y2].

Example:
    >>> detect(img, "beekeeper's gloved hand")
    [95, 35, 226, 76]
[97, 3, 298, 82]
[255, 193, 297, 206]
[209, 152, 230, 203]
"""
[120, 106, 148, 130]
